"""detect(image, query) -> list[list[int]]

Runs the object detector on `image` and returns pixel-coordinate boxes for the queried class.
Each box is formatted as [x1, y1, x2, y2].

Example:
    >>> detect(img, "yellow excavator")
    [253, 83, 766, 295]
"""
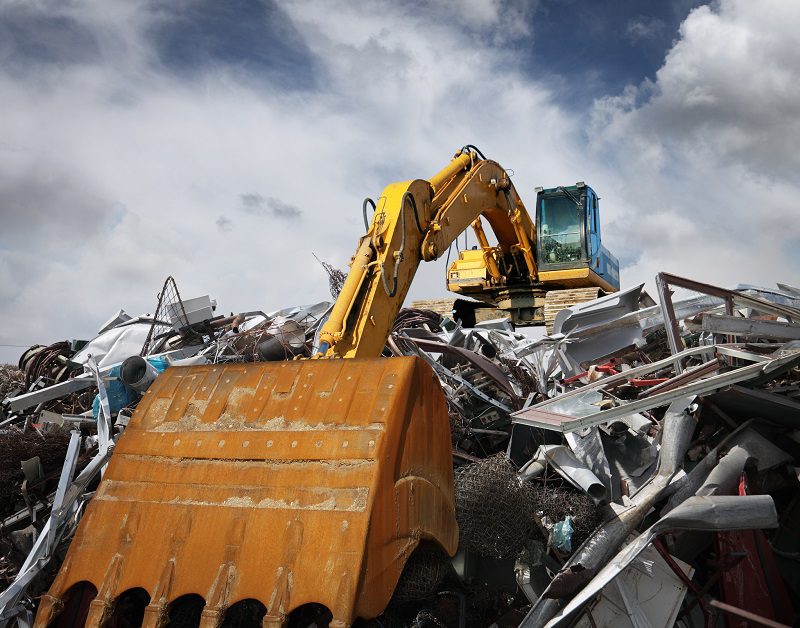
[35, 147, 618, 628]
[441, 147, 619, 330]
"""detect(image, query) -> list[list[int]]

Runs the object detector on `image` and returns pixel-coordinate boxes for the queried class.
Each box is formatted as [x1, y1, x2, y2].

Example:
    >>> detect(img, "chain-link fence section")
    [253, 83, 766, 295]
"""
[454, 454, 533, 559]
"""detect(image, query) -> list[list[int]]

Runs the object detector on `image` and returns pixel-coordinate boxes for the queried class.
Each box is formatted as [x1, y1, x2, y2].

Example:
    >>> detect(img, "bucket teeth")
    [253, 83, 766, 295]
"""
[36, 357, 457, 627]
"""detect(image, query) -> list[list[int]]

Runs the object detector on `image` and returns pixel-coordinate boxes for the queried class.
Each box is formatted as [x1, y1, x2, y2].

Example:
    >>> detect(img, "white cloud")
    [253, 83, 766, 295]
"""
[0, 0, 574, 362]
[624, 16, 665, 43]
[0, 0, 797, 365]
[588, 0, 800, 293]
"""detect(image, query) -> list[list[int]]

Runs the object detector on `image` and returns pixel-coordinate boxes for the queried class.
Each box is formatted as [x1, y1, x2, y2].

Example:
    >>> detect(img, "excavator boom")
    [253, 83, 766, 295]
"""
[318, 148, 538, 358]
[38, 148, 501, 628]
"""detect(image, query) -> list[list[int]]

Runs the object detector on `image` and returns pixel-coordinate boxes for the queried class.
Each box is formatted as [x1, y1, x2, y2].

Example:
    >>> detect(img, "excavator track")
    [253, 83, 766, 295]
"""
[543, 287, 604, 334]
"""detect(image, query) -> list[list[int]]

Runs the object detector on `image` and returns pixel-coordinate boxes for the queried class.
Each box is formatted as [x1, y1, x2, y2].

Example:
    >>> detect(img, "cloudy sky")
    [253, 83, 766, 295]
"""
[1, 0, 799, 362]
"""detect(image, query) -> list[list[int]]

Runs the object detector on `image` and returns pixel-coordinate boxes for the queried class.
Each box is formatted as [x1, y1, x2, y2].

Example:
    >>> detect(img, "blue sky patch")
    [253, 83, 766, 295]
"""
[520, 0, 705, 107]
[148, 0, 318, 89]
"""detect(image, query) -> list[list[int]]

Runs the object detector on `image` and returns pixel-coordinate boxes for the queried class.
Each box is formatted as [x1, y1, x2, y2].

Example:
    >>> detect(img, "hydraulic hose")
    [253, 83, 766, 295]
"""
[461, 144, 487, 160]
[362, 197, 376, 232]
[379, 193, 408, 298]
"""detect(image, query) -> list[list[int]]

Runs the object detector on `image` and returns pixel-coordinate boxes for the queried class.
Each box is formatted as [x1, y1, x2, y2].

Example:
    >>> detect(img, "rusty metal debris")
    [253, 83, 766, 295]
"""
[1, 272, 800, 627]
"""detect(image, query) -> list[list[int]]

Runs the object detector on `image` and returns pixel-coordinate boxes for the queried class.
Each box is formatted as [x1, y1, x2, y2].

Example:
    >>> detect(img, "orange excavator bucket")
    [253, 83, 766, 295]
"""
[35, 357, 457, 628]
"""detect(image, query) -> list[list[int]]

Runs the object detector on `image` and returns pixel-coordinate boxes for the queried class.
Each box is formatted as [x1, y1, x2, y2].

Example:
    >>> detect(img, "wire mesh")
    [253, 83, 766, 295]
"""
[526, 481, 603, 549]
[454, 453, 533, 559]
[140, 276, 188, 356]
[392, 542, 450, 603]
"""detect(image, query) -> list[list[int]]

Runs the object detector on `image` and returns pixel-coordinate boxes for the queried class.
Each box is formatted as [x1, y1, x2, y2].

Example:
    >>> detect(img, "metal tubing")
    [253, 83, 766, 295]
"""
[317, 237, 374, 352]
[520, 396, 697, 627]
[120, 356, 159, 393]
[662, 419, 756, 509]
[539, 495, 779, 627]
[429, 151, 473, 193]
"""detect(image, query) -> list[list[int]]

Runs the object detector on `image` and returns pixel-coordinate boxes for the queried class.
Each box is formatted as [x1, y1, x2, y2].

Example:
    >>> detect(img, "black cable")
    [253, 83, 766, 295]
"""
[461, 144, 487, 160]
[379, 194, 406, 298]
[362, 197, 376, 231]
[503, 188, 516, 214]
[403, 191, 424, 233]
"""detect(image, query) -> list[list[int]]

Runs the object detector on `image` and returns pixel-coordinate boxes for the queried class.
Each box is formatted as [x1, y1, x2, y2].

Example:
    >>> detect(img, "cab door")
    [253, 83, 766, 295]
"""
[585, 191, 600, 267]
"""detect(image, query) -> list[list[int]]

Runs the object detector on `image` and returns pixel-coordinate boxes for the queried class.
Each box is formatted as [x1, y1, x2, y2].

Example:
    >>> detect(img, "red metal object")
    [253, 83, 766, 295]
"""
[709, 600, 791, 628]
[714, 473, 795, 627]
[625, 377, 669, 387]
[561, 362, 618, 385]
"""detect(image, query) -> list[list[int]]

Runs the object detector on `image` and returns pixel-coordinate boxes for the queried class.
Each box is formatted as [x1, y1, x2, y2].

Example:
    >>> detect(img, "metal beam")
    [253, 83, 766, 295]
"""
[6, 376, 94, 412]
[512, 349, 800, 433]
[702, 313, 800, 340]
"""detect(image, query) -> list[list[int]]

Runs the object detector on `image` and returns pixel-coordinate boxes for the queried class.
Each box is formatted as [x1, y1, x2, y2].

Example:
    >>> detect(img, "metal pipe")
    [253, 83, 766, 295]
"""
[429, 151, 473, 193]
[470, 217, 503, 281]
[317, 237, 374, 354]
[120, 356, 159, 393]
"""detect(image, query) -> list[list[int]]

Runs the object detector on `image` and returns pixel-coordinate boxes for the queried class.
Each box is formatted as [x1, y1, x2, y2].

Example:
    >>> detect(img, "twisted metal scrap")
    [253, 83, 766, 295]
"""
[392, 308, 443, 334]
[313, 254, 347, 299]
[454, 454, 533, 559]
[0, 428, 71, 518]
[18, 343, 72, 391]
[210, 321, 273, 363]
[498, 355, 538, 399]
[0, 367, 24, 401]
[527, 482, 603, 549]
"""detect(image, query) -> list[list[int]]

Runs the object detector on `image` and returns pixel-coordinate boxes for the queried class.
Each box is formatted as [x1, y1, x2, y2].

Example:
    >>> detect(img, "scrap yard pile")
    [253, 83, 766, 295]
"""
[1, 271, 800, 627]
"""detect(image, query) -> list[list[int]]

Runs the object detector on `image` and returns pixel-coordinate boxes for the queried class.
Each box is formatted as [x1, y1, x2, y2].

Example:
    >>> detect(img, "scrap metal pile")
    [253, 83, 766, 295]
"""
[1, 271, 799, 627]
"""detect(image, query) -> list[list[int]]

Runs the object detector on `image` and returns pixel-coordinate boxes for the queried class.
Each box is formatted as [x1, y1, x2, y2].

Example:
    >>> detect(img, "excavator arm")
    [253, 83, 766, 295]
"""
[318, 147, 538, 358]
